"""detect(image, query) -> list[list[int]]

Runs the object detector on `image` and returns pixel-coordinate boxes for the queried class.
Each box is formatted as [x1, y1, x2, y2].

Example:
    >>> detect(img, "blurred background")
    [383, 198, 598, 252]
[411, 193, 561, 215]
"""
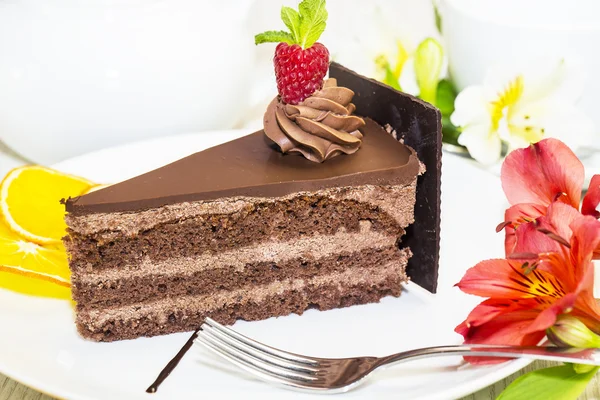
[0, 0, 598, 166]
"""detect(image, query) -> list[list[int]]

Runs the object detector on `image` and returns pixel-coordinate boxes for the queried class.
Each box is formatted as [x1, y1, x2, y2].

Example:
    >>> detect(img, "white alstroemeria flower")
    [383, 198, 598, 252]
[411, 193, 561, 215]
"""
[370, 35, 446, 101]
[451, 59, 595, 165]
[326, 1, 442, 97]
[372, 40, 430, 98]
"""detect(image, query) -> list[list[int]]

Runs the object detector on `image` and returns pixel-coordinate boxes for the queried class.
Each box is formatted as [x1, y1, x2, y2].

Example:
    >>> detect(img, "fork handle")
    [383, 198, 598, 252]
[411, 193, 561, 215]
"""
[376, 345, 600, 369]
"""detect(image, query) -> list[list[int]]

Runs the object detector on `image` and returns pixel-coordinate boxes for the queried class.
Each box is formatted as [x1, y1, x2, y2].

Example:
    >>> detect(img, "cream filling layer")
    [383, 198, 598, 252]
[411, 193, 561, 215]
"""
[76, 222, 398, 283]
[67, 182, 417, 237]
[80, 261, 406, 329]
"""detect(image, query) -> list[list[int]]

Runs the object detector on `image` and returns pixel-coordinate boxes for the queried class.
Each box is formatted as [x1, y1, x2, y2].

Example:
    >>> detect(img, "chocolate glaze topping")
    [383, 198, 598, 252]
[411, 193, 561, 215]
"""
[264, 78, 365, 162]
[66, 119, 419, 215]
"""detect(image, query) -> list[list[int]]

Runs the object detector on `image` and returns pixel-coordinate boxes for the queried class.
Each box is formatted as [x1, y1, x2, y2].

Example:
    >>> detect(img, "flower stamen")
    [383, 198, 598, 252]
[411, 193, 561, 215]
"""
[553, 192, 567, 202]
[496, 221, 511, 233]
[489, 75, 524, 131]
[506, 261, 566, 298]
[537, 228, 571, 248]
[509, 252, 538, 260]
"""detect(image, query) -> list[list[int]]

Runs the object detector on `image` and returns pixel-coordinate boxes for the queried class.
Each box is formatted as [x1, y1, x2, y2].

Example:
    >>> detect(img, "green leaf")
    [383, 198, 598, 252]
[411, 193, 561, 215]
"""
[281, 6, 301, 43]
[497, 364, 599, 400]
[436, 79, 458, 117]
[414, 37, 444, 105]
[441, 115, 461, 145]
[433, 0, 443, 34]
[383, 67, 401, 91]
[298, 0, 328, 48]
[573, 363, 597, 374]
[375, 55, 402, 91]
[255, 30, 295, 45]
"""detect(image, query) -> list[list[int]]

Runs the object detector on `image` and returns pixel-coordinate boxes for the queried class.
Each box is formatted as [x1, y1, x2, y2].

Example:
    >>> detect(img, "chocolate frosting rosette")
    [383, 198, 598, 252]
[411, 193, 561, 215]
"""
[264, 78, 366, 163]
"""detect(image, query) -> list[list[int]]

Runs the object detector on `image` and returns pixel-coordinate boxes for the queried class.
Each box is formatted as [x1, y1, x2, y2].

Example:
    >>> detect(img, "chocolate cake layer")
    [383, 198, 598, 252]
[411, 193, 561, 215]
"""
[76, 262, 407, 341]
[65, 119, 420, 215]
[73, 245, 409, 308]
[65, 184, 415, 272]
[74, 223, 395, 282]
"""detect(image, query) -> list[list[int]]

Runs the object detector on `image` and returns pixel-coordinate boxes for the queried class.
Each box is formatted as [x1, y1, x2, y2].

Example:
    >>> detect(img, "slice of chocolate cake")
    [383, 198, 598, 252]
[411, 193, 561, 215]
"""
[63, 63, 441, 341]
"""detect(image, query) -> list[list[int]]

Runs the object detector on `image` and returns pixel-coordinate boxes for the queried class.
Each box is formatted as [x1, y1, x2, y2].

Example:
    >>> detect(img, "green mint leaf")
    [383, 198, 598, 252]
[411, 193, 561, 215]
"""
[436, 79, 458, 117]
[497, 364, 599, 400]
[281, 6, 301, 43]
[255, 30, 295, 45]
[414, 37, 444, 105]
[298, 0, 328, 48]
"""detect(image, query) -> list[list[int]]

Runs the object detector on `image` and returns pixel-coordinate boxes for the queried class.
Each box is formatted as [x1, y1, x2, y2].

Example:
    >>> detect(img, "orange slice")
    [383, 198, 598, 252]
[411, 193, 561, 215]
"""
[0, 166, 95, 244]
[0, 267, 71, 300]
[0, 220, 71, 299]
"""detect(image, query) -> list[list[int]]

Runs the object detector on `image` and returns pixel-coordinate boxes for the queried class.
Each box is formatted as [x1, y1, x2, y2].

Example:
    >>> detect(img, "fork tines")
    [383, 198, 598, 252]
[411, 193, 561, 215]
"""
[195, 318, 322, 388]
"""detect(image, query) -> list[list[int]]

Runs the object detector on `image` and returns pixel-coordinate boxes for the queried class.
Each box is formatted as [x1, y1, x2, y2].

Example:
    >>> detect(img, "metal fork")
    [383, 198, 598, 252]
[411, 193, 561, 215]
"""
[195, 317, 600, 394]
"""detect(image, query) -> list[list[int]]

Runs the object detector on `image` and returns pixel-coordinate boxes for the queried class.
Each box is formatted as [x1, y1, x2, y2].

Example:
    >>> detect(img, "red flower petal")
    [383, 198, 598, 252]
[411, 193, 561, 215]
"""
[458, 311, 547, 364]
[569, 216, 600, 278]
[541, 203, 584, 243]
[459, 298, 544, 330]
[513, 222, 560, 256]
[455, 320, 470, 338]
[511, 203, 583, 257]
[501, 138, 584, 209]
[525, 292, 577, 334]
[571, 295, 600, 333]
[457, 310, 540, 344]
[504, 203, 547, 255]
[582, 175, 600, 218]
[456, 259, 570, 299]
[529, 217, 599, 302]
[571, 269, 600, 324]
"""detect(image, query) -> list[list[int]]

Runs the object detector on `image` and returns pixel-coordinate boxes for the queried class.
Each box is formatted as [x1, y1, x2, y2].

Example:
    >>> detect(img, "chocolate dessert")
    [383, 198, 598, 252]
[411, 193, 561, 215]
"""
[63, 62, 441, 342]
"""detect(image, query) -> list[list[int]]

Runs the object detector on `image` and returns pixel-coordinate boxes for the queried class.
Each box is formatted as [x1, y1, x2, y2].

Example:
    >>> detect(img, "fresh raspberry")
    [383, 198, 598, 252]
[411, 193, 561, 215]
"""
[255, 0, 330, 103]
[274, 42, 330, 105]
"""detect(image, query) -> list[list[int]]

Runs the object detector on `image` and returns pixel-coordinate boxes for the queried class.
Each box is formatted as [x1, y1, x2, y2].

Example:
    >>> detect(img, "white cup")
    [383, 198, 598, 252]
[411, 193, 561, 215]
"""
[0, 0, 256, 165]
[440, 0, 600, 140]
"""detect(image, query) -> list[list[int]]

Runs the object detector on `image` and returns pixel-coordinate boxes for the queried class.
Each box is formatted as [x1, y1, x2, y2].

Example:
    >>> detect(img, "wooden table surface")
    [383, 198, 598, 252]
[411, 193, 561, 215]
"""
[3, 361, 600, 400]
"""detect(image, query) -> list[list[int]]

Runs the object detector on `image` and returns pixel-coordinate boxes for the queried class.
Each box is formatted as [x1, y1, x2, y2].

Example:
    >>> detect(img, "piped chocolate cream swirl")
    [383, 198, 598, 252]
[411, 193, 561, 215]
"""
[263, 78, 366, 163]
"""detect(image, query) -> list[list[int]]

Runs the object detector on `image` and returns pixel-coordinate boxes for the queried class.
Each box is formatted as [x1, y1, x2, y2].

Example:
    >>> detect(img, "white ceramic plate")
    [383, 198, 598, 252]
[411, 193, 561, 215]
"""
[0, 130, 530, 400]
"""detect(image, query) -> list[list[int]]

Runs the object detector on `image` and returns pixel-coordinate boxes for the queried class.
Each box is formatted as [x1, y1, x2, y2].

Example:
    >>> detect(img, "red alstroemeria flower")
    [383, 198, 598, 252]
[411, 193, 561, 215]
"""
[455, 216, 600, 363]
[500, 138, 600, 257]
